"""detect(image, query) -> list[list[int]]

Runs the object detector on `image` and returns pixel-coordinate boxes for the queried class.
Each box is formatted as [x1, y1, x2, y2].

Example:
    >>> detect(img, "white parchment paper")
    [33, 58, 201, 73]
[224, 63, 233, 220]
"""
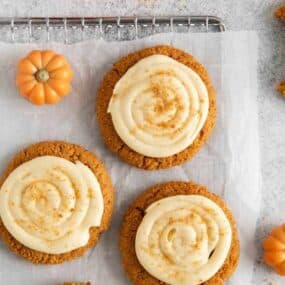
[0, 31, 260, 285]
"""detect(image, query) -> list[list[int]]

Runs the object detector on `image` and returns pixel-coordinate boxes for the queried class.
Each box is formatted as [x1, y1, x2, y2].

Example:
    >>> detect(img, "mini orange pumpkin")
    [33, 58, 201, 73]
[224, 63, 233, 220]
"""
[263, 224, 285, 276]
[16, 50, 73, 105]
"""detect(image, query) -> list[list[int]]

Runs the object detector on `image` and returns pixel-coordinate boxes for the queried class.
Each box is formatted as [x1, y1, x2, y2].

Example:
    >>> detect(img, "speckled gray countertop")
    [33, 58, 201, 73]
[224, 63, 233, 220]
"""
[0, 1, 284, 284]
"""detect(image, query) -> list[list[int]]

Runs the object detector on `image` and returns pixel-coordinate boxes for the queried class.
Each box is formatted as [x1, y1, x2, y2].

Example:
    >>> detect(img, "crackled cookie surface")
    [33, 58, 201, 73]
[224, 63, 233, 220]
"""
[97, 45, 216, 170]
[0, 141, 114, 264]
[120, 182, 239, 285]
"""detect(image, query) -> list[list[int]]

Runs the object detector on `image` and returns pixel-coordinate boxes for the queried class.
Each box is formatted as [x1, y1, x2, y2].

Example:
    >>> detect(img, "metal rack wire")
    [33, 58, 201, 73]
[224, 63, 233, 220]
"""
[0, 16, 225, 43]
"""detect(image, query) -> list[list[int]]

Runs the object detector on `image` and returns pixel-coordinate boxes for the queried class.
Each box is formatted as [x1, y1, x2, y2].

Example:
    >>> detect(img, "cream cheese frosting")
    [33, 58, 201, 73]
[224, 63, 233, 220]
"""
[0, 156, 104, 254]
[135, 195, 232, 285]
[107, 54, 209, 158]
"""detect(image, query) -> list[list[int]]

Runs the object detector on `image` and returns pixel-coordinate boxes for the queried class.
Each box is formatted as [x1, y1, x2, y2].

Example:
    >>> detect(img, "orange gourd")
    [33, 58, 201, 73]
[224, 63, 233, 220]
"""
[263, 224, 285, 276]
[16, 50, 73, 105]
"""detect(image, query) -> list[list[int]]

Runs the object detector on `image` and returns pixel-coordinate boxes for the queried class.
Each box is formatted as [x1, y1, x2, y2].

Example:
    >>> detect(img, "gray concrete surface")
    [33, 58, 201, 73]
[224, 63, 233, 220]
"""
[0, 1, 284, 284]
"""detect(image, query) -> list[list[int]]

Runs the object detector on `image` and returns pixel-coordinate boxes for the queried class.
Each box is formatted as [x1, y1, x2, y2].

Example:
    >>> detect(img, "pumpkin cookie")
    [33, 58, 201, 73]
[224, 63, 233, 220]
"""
[0, 141, 114, 264]
[96, 45, 216, 170]
[119, 181, 239, 285]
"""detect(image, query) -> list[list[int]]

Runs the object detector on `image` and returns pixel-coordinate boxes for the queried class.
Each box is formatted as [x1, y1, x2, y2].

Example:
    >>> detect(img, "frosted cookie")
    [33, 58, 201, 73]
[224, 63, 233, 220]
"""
[0, 141, 114, 264]
[119, 181, 239, 285]
[96, 45, 216, 170]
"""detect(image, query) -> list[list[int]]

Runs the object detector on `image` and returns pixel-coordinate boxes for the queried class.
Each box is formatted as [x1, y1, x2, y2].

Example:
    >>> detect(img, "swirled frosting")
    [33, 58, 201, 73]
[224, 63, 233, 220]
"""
[135, 195, 232, 285]
[107, 54, 209, 157]
[0, 156, 104, 254]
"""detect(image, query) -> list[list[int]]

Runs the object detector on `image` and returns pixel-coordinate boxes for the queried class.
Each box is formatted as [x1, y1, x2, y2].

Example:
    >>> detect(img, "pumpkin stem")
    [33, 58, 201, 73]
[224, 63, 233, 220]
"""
[35, 69, 49, 82]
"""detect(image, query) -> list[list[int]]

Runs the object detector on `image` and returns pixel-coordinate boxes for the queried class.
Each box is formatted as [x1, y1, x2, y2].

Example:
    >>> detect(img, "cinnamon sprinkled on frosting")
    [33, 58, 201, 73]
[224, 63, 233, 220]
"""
[0, 156, 104, 254]
[107, 54, 209, 158]
[135, 195, 232, 285]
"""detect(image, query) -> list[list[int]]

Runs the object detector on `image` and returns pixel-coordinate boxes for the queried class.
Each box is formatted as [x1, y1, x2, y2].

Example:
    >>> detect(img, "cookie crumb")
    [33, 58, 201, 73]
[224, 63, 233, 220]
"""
[277, 82, 285, 97]
[275, 6, 285, 21]
[64, 283, 91, 285]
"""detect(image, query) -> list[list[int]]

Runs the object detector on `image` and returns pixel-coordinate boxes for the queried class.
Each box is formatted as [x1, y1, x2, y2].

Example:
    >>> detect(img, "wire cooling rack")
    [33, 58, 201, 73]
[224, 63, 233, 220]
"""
[0, 16, 225, 43]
